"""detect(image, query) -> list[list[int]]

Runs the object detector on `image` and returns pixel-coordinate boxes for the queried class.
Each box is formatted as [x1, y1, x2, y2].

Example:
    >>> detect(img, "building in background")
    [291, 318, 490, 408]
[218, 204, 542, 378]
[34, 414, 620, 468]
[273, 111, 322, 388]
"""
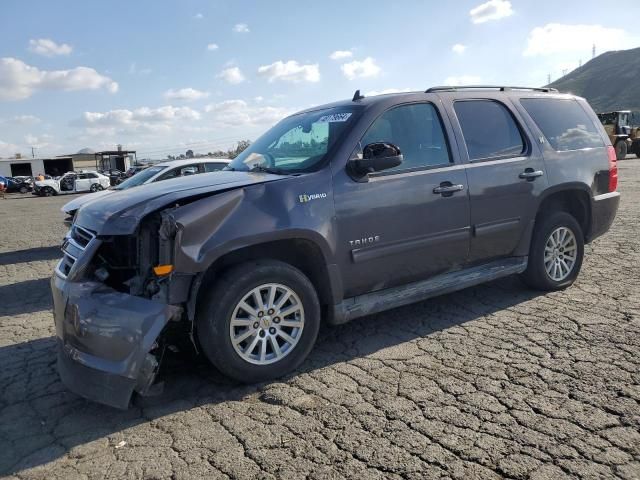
[0, 146, 137, 177]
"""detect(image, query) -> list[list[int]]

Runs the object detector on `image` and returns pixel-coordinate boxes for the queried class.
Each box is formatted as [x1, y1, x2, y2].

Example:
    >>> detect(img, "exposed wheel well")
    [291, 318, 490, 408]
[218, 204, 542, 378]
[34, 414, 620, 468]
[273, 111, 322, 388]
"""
[197, 239, 333, 319]
[536, 189, 590, 238]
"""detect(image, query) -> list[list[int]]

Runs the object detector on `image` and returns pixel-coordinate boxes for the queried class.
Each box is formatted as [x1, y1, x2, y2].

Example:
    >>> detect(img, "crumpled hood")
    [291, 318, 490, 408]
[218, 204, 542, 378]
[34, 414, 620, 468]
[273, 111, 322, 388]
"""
[74, 171, 285, 235]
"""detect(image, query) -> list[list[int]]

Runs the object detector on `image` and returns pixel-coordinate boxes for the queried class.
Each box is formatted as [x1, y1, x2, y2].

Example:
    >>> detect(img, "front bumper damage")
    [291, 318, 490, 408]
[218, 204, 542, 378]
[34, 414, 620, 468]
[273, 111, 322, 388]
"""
[52, 273, 180, 409]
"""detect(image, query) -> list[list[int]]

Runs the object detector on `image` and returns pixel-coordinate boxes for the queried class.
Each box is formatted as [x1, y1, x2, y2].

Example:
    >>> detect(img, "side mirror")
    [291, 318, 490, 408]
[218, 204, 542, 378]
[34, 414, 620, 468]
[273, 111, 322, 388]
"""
[350, 142, 403, 177]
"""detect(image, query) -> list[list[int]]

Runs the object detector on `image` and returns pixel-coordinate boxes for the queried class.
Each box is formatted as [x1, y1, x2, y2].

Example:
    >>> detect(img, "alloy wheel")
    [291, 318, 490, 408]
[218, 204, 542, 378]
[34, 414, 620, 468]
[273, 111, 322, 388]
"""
[544, 226, 577, 281]
[229, 283, 305, 365]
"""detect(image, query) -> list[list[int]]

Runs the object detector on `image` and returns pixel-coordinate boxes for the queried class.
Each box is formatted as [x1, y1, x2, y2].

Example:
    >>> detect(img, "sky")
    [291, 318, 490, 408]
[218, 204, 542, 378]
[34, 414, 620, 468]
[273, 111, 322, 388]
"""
[1, 0, 639, 160]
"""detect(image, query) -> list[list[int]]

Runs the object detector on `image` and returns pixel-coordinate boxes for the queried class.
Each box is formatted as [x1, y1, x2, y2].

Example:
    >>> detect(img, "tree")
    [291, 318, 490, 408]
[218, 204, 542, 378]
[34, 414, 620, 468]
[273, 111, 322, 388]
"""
[186, 149, 194, 159]
[229, 140, 251, 159]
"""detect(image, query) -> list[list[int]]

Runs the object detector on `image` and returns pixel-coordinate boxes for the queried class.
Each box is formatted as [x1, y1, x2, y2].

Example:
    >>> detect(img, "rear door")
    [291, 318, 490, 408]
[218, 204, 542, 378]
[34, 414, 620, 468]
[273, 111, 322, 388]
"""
[443, 96, 548, 262]
[333, 101, 471, 298]
[74, 173, 92, 191]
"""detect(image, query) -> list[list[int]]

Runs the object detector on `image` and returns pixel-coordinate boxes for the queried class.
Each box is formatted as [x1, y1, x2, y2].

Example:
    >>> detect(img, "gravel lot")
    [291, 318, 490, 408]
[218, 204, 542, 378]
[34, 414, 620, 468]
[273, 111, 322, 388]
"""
[1, 160, 639, 480]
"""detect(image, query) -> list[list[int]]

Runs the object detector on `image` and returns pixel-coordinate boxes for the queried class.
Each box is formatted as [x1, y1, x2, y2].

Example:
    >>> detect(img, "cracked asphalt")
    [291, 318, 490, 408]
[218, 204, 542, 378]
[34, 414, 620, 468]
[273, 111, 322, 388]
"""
[1, 160, 639, 480]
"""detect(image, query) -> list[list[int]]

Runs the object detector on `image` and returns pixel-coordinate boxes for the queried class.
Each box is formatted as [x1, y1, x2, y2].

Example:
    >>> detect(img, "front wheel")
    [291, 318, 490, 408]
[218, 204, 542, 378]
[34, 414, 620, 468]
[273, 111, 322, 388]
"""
[196, 260, 320, 383]
[19, 186, 28, 193]
[90, 183, 99, 192]
[615, 140, 628, 160]
[43, 187, 55, 197]
[521, 211, 584, 291]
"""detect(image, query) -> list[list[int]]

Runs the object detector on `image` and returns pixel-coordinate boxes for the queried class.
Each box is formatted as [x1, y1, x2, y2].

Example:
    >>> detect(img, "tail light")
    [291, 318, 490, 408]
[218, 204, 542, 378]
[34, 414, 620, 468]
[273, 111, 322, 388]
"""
[607, 145, 618, 192]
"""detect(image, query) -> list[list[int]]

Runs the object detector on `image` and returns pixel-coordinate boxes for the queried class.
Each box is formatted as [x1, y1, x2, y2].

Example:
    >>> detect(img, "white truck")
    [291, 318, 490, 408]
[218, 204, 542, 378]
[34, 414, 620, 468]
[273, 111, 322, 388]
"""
[34, 171, 111, 197]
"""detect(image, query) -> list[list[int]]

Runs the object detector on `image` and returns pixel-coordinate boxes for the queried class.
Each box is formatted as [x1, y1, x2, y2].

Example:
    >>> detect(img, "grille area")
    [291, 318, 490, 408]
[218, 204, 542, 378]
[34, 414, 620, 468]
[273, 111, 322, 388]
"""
[56, 225, 97, 278]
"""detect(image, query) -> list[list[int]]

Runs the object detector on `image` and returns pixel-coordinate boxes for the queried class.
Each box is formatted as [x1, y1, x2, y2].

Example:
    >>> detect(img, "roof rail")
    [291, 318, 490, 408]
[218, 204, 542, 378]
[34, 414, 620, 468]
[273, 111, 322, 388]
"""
[425, 85, 558, 93]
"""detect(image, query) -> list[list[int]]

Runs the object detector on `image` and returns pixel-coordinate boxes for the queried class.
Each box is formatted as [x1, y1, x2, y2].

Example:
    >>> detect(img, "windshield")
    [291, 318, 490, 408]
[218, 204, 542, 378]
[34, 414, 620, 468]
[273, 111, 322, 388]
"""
[227, 106, 360, 173]
[114, 166, 164, 190]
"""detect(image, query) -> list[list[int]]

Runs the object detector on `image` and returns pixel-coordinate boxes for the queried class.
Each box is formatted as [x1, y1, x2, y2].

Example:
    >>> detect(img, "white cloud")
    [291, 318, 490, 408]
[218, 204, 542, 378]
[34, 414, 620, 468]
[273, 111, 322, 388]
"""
[443, 75, 482, 86]
[364, 88, 415, 96]
[469, 0, 513, 24]
[452, 44, 467, 54]
[204, 99, 292, 127]
[128, 62, 152, 75]
[76, 105, 201, 138]
[341, 57, 381, 80]
[194, 13, 204, 19]
[257, 60, 320, 83]
[233, 23, 250, 33]
[12, 114, 41, 124]
[524, 23, 634, 56]
[0, 140, 21, 158]
[28, 38, 72, 57]
[329, 50, 353, 60]
[0, 57, 118, 101]
[164, 88, 210, 102]
[24, 133, 54, 148]
[217, 66, 245, 84]
[207, 43, 219, 51]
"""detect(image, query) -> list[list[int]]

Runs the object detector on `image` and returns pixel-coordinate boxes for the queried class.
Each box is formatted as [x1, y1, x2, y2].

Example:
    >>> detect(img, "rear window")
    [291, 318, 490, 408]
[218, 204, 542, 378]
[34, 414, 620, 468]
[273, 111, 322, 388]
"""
[520, 98, 604, 151]
[454, 100, 526, 161]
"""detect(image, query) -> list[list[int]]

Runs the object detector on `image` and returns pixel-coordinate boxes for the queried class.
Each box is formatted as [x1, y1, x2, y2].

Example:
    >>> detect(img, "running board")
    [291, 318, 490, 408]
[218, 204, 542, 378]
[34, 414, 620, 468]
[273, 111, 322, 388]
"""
[330, 257, 527, 325]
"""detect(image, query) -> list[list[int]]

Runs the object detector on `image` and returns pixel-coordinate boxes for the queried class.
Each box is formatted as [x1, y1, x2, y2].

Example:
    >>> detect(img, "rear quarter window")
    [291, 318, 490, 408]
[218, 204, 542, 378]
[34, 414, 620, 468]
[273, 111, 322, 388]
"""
[520, 98, 604, 151]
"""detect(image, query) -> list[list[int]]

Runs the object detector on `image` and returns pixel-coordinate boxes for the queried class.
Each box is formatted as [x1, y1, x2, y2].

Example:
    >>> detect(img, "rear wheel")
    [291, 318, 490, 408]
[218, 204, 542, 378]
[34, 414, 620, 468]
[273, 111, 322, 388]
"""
[90, 183, 99, 192]
[43, 187, 55, 197]
[614, 140, 628, 160]
[521, 211, 584, 291]
[19, 186, 28, 194]
[196, 260, 320, 383]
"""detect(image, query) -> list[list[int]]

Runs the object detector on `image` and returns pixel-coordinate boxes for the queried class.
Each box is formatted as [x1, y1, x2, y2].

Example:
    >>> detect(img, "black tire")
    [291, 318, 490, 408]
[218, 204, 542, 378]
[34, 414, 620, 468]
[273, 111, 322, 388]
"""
[521, 211, 584, 291]
[90, 184, 99, 192]
[615, 140, 628, 160]
[19, 186, 27, 194]
[44, 187, 55, 197]
[196, 260, 320, 383]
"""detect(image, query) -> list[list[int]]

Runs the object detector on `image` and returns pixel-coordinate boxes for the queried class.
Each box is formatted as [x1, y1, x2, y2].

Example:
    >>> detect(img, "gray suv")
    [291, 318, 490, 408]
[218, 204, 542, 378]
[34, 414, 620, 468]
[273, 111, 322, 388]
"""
[52, 86, 620, 408]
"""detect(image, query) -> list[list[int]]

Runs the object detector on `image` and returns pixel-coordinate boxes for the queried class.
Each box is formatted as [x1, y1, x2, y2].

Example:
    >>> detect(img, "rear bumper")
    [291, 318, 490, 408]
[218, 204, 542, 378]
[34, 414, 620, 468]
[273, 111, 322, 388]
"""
[51, 272, 180, 409]
[588, 191, 620, 242]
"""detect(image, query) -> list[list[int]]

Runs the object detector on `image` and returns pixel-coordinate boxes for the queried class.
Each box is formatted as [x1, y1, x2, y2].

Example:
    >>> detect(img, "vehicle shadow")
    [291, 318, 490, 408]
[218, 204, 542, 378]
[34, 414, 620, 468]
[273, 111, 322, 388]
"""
[0, 276, 542, 476]
[0, 246, 60, 266]
[0, 278, 53, 316]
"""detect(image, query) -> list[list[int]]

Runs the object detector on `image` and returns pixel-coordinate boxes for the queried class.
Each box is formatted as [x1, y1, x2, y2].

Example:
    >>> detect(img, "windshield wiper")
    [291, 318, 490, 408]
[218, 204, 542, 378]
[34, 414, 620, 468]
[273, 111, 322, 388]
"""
[249, 165, 289, 175]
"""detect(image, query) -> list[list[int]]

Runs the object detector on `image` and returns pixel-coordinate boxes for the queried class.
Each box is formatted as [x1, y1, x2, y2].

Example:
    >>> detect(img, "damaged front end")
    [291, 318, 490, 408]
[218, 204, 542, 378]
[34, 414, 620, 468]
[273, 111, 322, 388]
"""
[52, 216, 185, 409]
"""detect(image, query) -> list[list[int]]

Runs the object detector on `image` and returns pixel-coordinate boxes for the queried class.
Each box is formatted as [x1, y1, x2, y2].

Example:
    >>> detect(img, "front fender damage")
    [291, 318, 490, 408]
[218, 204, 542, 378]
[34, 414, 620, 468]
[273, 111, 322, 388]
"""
[53, 275, 181, 409]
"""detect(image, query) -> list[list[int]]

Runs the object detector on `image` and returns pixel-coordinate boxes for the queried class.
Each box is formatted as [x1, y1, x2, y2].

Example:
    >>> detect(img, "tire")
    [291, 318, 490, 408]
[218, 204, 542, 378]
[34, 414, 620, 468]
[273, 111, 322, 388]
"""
[90, 184, 99, 192]
[614, 140, 628, 160]
[19, 186, 27, 194]
[44, 187, 55, 197]
[196, 260, 320, 383]
[521, 211, 584, 291]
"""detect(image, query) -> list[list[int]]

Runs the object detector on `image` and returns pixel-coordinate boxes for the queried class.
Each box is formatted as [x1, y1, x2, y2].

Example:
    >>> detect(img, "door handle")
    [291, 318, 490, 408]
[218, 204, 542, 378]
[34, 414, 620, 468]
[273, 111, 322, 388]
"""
[433, 183, 464, 196]
[519, 169, 544, 180]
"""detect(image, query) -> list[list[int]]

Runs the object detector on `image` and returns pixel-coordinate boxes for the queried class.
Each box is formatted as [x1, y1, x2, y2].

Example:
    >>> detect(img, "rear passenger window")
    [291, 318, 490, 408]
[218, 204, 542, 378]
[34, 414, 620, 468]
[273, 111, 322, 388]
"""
[454, 100, 526, 161]
[204, 163, 227, 172]
[520, 98, 604, 151]
[360, 103, 451, 172]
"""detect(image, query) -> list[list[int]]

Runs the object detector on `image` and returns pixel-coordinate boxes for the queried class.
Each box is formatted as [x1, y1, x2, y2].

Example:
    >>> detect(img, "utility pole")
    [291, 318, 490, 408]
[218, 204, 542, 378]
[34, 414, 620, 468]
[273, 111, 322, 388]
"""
[592, 44, 596, 59]
[31, 147, 35, 158]
[547, 73, 551, 84]
[579, 59, 582, 67]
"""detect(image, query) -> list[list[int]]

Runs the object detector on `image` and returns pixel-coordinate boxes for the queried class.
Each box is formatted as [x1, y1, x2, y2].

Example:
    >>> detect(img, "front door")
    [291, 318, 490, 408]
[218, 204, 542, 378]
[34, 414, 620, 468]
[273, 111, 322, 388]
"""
[333, 102, 471, 299]
[445, 98, 548, 263]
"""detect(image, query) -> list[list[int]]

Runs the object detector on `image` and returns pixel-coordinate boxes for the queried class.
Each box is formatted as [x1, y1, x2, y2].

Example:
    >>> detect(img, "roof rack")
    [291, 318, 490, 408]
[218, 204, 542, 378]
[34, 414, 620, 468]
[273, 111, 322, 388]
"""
[425, 85, 558, 93]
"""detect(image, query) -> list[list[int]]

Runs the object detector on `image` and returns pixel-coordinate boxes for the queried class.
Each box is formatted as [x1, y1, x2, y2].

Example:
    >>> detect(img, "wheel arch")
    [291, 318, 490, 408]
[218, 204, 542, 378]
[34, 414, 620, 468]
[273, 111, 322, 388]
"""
[188, 235, 340, 329]
[535, 184, 592, 240]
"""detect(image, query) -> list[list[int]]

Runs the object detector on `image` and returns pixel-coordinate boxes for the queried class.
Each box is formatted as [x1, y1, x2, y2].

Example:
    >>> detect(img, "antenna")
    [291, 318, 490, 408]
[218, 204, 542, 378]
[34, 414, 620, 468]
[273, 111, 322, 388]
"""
[352, 89, 365, 102]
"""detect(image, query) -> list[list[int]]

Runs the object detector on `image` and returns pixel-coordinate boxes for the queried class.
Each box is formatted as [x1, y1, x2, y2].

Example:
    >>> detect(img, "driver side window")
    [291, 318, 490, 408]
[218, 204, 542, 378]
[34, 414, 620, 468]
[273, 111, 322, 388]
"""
[360, 103, 451, 173]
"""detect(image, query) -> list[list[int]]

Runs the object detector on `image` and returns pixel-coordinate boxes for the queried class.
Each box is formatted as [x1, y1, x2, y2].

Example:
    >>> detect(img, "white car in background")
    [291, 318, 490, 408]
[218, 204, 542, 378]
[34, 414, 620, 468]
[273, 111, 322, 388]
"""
[34, 171, 111, 197]
[62, 158, 231, 225]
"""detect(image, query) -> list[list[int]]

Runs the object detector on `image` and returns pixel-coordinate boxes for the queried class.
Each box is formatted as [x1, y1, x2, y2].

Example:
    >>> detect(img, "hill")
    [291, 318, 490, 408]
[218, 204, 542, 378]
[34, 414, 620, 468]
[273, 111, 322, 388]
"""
[547, 47, 640, 113]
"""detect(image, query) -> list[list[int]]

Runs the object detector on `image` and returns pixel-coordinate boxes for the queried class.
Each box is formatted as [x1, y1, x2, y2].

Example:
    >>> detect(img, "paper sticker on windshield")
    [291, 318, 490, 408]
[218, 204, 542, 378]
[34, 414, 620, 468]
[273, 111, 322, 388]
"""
[317, 112, 352, 123]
